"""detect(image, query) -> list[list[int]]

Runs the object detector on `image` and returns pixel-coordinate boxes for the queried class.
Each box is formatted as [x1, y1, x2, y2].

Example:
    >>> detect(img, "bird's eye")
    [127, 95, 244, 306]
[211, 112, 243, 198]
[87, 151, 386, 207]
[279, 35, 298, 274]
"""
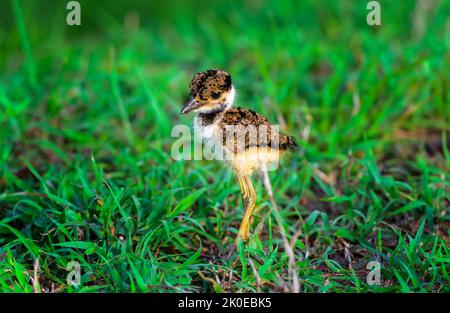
[211, 92, 221, 99]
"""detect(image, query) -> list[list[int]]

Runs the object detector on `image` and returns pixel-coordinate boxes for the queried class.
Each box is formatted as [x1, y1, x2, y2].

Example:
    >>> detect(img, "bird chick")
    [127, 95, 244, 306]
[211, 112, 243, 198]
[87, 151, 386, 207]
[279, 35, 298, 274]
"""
[181, 69, 296, 242]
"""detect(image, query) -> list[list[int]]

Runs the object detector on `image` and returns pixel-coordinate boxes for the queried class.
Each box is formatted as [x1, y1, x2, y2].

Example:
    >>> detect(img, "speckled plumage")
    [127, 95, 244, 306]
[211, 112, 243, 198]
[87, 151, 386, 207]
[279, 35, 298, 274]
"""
[189, 69, 232, 101]
[198, 107, 297, 153]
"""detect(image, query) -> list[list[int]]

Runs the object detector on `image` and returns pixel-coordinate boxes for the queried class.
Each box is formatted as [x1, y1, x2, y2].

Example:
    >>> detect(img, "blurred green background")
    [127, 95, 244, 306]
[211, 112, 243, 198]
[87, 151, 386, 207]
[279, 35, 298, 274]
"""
[0, 0, 448, 292]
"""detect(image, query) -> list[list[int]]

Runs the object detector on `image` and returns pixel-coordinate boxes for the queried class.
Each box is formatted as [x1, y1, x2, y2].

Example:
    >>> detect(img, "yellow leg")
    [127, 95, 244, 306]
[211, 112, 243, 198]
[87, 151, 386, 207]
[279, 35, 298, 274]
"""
[237, 176, 248, 200]
[237, 175, 256, 242]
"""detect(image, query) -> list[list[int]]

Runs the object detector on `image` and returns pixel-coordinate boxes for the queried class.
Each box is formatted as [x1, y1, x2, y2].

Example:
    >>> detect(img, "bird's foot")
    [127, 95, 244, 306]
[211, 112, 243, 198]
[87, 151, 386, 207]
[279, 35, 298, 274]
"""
[237, 225, 250, 243]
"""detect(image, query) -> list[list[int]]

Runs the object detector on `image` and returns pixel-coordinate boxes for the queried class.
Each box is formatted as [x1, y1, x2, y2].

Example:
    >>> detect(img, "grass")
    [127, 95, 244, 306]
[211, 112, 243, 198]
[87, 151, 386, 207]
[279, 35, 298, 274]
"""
[0, 0, 449, 292]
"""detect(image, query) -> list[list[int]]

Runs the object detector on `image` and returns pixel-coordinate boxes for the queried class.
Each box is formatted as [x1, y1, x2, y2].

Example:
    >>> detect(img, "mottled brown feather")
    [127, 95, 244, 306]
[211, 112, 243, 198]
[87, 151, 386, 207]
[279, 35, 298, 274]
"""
[189, 69, 232, 101]
[198, 107, 297, 154]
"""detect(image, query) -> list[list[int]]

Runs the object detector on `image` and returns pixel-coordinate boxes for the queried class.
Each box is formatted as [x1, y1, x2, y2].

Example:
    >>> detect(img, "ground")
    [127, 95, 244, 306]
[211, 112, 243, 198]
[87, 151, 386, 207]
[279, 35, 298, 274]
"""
[0, 0, 449, 292]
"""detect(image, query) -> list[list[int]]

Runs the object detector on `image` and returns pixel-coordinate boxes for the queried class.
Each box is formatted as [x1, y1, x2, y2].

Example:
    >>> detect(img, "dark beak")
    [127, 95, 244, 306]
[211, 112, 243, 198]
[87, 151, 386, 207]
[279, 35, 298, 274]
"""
[181, 98, 202, 114]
